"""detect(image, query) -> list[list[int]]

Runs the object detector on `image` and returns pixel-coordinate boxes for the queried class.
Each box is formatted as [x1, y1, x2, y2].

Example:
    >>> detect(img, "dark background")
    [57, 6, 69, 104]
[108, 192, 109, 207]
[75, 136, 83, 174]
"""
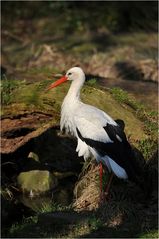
[2, 1, 158, 33]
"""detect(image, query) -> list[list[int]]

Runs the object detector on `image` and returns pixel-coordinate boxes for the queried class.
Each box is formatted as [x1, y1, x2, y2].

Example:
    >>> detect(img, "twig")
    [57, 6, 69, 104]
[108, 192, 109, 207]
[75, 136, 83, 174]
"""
[2, 30, 25, 43]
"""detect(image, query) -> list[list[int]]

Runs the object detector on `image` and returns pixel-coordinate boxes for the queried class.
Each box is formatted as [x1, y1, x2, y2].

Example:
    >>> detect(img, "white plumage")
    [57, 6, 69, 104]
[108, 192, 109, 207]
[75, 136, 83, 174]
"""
[48, 67, 128, 179]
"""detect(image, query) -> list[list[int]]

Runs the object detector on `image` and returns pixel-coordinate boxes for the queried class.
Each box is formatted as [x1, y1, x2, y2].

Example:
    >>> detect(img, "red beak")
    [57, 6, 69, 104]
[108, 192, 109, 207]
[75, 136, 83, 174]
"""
[47, 76, 68, 90]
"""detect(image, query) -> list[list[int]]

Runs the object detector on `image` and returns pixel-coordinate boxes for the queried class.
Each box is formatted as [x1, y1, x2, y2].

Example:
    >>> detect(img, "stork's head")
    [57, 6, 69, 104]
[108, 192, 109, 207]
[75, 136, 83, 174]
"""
[47, 67, 85, 90]
[66, 67, 85, 81]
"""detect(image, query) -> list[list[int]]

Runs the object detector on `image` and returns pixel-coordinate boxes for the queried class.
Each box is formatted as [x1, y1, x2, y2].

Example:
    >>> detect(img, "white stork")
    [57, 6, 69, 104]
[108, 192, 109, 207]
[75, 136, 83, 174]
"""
[48, 67, 140, 201]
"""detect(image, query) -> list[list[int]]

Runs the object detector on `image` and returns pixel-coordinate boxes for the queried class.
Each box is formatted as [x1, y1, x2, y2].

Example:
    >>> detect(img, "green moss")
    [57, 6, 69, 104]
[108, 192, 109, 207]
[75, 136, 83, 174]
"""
[2, 81, 149, 143]
[110, 87, 143, 110]
[110, 87, 158, 138]
[137, 138, 157, 160]
[17, 170, 58, 194]
[2, 79, 157, 156]
[137, 230, 159, 238]
[1, 76, 26, 105]
[86, 78, 98, 87]
[88, 216, 103, 230]
[2, 79, 157, 165]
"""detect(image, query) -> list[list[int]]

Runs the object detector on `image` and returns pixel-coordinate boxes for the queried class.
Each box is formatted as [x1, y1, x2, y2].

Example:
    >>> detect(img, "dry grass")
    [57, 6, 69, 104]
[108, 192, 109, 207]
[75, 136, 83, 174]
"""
[73, 163, 100, 211]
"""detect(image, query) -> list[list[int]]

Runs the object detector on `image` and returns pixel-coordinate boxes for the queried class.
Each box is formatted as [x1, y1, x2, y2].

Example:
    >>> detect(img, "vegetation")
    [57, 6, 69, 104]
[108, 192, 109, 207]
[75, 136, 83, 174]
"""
[1, 1, 158, 238]
[138, 138, 157, 161]
[110, 87, 158, 135]
[110, 87, 143, 110]
[6, 214, 101, 238]
[7, 216, 38, 238]
[1, 76, 25, 105]
[138, 230, 159, 238]
[2, 1, 158, 32]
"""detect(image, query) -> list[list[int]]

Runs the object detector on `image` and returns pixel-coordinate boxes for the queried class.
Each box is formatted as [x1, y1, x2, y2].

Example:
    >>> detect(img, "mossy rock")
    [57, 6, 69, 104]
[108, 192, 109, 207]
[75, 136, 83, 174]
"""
[17, 170, 58, 195]
[2, 78, 157, 152]
[4, 80, 148, 141]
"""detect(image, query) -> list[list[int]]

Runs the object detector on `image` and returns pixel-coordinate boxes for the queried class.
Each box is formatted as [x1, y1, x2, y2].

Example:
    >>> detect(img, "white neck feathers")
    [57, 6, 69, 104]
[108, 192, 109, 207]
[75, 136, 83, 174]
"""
[60, 74, 85, 135]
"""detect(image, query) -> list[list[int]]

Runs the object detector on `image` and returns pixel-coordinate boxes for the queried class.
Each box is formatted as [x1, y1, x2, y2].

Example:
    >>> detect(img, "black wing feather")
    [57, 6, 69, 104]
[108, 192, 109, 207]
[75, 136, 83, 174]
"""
[104, 123, 127, 143]
[76, 123, 141, 182]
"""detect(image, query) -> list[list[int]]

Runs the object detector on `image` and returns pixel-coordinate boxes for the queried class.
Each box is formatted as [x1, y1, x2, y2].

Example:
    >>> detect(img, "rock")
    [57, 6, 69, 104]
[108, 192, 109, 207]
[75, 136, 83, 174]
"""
[17, 170, 58, 195]
[139, 59, 158, 82]
[1, 111, 82, 174]
[28, 152, 39, 161]
[112, 59, 158, 83]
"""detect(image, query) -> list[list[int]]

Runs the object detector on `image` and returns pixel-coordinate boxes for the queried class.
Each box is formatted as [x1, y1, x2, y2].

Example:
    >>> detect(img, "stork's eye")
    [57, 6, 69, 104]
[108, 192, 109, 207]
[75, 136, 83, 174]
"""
[68, 72, 72, 76]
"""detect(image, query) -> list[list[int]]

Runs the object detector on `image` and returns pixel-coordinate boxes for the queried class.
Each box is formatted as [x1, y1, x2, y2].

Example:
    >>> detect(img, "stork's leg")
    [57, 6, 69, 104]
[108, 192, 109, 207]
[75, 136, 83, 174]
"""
[99, 162, 104, 202]
[104, 173, 114, 200]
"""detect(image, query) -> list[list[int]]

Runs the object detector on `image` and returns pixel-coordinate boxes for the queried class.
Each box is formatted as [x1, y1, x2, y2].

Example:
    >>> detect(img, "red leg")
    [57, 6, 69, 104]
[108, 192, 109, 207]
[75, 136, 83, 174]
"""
[99, 162, 104, 204]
